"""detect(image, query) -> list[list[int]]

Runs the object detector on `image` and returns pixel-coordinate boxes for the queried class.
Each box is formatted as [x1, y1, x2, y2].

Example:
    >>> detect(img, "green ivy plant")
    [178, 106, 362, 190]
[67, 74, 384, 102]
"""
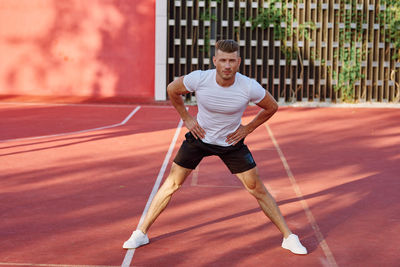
[195, 0, 399, 102]
[199, 0, 222, 57]
[333, 44, 364, 102]
[332, 0, 366, 102]
[251, 0, 315, 100]
[250, 0, 398, 102]
[384, 0, 400, 101]
[333, 0, 400, 102]
[251, 0, 315, 60]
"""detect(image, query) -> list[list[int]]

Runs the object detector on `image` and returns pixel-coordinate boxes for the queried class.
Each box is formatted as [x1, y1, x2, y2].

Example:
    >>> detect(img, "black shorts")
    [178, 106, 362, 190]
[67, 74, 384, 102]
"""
[173, 132, 257, 174]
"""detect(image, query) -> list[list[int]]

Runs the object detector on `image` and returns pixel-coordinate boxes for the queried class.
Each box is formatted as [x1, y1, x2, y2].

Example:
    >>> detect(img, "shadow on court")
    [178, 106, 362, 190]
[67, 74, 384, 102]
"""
[0, 104, 399, 266]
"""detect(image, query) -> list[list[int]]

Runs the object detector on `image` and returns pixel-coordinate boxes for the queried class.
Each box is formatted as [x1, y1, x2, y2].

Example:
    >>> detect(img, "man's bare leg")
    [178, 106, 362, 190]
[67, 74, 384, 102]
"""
[235, 167, 291, 238]
[123, 163, 191, 249]
[139, 163, 192, 234]
[235, 167, 307, 254]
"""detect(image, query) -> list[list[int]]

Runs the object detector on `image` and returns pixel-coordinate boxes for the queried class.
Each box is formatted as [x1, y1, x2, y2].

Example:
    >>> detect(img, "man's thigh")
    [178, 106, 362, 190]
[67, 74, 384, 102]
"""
[166, 162, 193, 186]
[173, 132, 211, 170]
[218, 143, 257, 174]
[234, 167, 260, 190]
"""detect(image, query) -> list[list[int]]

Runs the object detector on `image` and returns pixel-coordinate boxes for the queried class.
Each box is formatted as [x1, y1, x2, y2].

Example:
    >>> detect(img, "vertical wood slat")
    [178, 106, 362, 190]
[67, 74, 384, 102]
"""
[332, 0, 339, 101]
[298, 0, 306, 100]
[316, 0, 321, 100]
[309, 0, 315, 101]
[383, 2, 391, 101]
[360, 0, 366, 100]
[294, 0, 300, 101]
[327, 0, 334, 100]
[354, 0, 361, 101]
[167, 0, 399, 103]
[277, 1, 283, 101]
[372, 0, 378, 101]
[284, 0, 290, 102]
[366, 0, 373, 101]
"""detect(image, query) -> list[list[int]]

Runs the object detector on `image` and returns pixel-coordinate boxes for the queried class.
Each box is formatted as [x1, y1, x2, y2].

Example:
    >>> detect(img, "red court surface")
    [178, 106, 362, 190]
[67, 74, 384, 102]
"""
[1, 102, 399, 267]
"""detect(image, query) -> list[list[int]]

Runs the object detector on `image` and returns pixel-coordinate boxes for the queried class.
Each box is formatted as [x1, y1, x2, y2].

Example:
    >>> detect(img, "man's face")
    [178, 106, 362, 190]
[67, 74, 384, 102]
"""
[213, 50, 241, 81]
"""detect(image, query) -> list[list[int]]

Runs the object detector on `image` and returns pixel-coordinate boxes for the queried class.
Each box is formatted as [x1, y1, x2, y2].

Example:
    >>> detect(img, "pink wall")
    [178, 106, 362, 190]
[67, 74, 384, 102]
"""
[0, 0, 155, 102]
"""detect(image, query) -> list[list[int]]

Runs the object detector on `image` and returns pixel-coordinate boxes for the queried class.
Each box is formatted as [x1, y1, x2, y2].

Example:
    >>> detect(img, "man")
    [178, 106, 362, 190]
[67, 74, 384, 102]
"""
[123, 40, 307, 255]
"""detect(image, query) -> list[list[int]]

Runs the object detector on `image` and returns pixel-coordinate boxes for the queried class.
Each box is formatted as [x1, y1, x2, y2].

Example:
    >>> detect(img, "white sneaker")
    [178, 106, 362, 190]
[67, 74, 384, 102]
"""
[281, 234, 308, 255]
[123, 230, 149, 249]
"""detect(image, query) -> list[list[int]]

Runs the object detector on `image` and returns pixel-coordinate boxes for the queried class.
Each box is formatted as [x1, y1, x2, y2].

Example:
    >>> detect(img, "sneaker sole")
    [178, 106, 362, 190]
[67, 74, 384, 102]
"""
[122, 239, 149, 249]
[282, 245, 307, 255]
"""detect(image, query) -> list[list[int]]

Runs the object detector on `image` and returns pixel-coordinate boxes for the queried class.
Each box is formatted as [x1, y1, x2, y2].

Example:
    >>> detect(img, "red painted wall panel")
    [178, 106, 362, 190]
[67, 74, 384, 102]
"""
[0, 0, 155, 102]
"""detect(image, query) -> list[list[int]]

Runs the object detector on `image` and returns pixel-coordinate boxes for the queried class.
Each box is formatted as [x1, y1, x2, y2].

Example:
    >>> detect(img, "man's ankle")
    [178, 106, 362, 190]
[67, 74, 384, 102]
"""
[283, 231, 292, 239]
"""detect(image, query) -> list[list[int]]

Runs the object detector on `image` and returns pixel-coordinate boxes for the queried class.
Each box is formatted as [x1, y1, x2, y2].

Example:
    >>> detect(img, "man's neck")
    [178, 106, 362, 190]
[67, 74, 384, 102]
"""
[216, 73, 236, 87]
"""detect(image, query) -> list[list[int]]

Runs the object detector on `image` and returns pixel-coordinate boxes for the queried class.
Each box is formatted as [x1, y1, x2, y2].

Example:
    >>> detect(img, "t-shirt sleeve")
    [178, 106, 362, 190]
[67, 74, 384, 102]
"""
[183, 70, 202, 92]
[249, 79, 266, 104]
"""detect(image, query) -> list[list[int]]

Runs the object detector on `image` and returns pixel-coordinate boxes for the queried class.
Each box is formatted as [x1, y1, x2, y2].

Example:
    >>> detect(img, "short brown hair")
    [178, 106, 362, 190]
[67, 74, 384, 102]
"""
[215, 39, 239, 55]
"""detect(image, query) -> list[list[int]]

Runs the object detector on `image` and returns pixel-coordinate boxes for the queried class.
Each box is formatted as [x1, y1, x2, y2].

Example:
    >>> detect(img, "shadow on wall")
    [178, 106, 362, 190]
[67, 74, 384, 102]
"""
[0, 0, 155, 103]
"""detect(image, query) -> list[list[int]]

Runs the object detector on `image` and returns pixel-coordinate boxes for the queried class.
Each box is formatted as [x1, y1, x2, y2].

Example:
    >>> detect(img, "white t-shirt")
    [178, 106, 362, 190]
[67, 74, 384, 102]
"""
[183, 69, 266, 146]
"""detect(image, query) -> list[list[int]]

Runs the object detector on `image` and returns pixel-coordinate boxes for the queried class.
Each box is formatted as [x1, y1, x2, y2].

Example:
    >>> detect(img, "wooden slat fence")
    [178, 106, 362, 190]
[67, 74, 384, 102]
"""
[167, 0, 400, 103]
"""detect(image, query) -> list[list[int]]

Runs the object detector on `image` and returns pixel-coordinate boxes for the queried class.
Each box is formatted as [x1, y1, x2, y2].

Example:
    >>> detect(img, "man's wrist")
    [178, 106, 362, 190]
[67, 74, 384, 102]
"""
[244, 124, 255, 133]
[181, 112, 192, 121]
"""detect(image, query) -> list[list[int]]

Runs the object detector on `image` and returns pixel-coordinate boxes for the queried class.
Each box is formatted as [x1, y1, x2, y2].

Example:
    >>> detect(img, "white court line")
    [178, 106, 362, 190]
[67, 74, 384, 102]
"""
[193, 184, 242, 189]
[0, 106, 141, 143]
[265, 124, 338, 267]
[0, 101, 174, 109]
[0, 263, 118, 267]
[121, 116, 184, 267]
[0, 101, 136, 108]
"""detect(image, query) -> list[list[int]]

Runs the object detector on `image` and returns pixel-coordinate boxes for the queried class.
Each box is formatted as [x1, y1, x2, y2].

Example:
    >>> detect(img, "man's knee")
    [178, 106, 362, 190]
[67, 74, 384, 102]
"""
[162, 163, 191, 194]
[237, 168, 266, 198]
[163, 177, 182, 194]
[247, 182, 267, 199]
[243, 176, 257, 191]
[238, 168, 260, 190]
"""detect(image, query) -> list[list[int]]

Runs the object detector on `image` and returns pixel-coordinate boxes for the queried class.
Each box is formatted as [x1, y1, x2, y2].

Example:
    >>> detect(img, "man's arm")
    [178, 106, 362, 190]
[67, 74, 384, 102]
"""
[167, 77, 205, 139]
[226, 91, 278, 145]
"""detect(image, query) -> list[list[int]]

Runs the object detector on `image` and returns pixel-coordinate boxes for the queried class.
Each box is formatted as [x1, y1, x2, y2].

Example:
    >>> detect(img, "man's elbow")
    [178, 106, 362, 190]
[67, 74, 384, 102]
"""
[167, 83, 174, 97]
[266, 99, 278, 115]
[271, 101, 279, 114]
[167, 77, 185, 98]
